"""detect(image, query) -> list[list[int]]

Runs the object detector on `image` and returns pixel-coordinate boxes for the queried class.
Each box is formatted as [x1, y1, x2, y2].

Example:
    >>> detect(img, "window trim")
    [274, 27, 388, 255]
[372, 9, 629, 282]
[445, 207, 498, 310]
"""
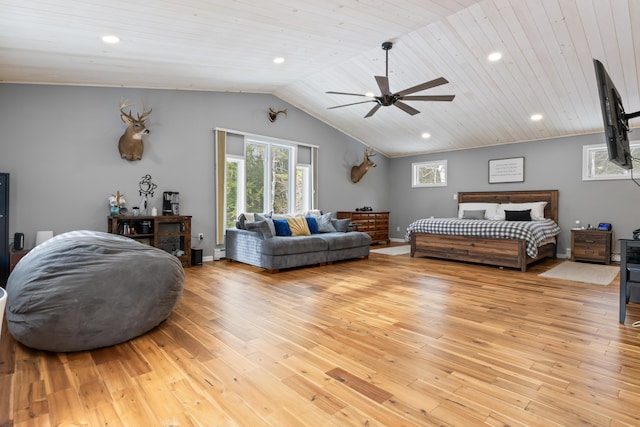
[582, 142, 639, 181]
[412, 160, 448, 188]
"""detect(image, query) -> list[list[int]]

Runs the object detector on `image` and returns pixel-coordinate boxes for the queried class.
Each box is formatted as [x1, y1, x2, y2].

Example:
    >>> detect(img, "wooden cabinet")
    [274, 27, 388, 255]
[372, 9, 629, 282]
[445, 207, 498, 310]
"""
[108, 215, 192, 267]
[10, 249, 30, 273]
[336, 211, 389, 245]
[570, 229, 612, 265]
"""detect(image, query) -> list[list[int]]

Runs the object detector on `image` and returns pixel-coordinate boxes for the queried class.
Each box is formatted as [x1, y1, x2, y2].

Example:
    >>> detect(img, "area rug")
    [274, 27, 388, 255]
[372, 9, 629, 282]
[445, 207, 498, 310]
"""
[370, 245, 411, 256]
[538, 261, 619, 285]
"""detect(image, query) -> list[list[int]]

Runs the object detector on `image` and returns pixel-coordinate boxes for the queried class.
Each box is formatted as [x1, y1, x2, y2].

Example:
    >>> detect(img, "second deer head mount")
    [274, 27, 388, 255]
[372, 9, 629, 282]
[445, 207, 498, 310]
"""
[268, 107, 287, 122]
[351, 147, 377, 183]
[118, 101, 152, 161]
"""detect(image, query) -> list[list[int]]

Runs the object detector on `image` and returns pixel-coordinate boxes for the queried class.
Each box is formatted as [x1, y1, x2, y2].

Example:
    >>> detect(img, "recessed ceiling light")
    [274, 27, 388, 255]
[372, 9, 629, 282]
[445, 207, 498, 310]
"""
[488, 51, 502, 62]
[273, 57, 285, 64]
[102, 35, 120, 44]
[530, 113, 543, 121]
[421, 133, 431, 139]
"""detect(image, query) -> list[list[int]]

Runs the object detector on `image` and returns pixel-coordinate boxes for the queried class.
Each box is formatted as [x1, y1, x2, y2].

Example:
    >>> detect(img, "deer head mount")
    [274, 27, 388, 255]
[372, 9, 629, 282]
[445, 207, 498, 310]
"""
[268, 107, 287, 122]
[350, 147, 377, 183]
[118, 101, 152, 161]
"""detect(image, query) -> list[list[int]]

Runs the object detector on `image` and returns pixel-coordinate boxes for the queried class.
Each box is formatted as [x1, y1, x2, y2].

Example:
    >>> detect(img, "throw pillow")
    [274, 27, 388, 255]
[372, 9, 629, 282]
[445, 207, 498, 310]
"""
[305, 216, 319, 234]
[287, 216, 311, 236]
[331, 218, 351, 232]
[245, 220, 273, 239]
[505, 209, 532, 221]
[316, 212, 336, 233]
[236, 213, 247, 229]
[273, 219, 292, 236]
[462, 209, 485, 220]
[255, 213, 276, 236]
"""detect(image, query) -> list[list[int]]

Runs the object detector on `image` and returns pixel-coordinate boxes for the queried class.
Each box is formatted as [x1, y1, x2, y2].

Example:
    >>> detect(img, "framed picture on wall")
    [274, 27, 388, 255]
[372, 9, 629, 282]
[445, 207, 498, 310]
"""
[488, 157, 524, 183]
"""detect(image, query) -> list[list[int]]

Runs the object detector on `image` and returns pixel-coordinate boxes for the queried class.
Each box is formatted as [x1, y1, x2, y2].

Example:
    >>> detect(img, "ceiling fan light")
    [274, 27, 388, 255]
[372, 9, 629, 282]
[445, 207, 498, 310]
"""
[365, 92, 375, 98]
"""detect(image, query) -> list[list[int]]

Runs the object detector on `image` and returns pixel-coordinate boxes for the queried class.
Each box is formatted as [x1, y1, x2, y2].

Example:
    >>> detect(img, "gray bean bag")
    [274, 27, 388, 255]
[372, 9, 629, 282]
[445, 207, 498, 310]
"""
[5, 230, 185, 352]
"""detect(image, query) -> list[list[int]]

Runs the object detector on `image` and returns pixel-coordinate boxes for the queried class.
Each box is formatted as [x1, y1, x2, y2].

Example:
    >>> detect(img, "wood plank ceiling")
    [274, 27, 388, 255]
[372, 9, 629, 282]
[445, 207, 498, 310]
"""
[0, 0, 638, 157]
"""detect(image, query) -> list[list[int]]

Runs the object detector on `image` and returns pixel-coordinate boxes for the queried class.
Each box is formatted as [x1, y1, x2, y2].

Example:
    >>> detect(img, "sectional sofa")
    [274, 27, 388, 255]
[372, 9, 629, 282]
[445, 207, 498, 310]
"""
[225, 212, 371, 272]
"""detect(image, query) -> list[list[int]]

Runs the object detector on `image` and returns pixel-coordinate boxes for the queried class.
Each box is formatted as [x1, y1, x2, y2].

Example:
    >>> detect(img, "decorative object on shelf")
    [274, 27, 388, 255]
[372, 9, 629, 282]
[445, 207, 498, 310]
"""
[108, 191, 126, 215]
[351, 147, 377, 183]
[138, 174, 157, 215]
[355, 206, 373, 212]
[118, 100, 152, 161]
[267, 107, 287, 122]
[488, 157, 524, 184]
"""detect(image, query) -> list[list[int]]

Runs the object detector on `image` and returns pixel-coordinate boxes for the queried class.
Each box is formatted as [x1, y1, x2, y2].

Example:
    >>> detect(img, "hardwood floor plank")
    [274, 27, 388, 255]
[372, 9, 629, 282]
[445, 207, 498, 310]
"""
[4, 255, 640, 425]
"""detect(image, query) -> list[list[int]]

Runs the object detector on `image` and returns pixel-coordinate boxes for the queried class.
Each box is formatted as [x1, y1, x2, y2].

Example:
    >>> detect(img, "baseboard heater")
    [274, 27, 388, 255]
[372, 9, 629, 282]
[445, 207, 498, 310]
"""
[214, 248, 226, 260]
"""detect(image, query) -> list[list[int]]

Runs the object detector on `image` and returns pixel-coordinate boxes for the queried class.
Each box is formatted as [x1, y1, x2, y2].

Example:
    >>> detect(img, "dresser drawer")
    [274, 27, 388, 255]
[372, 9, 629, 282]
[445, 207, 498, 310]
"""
[573, 233, 607, 245]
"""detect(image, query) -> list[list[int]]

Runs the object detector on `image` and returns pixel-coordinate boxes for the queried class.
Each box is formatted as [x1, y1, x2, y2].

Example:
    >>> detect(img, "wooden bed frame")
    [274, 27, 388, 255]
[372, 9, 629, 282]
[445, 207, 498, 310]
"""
[410, 190, 559, 272]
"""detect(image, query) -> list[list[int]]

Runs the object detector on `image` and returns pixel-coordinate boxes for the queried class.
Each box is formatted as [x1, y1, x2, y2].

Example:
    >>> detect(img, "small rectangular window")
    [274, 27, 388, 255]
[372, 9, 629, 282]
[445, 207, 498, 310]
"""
[582, 142, 640, 181]
[412, 160, 447, 187]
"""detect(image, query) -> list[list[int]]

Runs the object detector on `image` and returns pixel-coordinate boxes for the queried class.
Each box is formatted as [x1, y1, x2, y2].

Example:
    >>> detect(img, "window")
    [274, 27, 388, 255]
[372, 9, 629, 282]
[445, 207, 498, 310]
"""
[222, 134, 315, 228]
[295, 165, 311, 212]
[582, 142, 640, 181]
[412, 160, 447, 187]
[225, 156, 245, 229]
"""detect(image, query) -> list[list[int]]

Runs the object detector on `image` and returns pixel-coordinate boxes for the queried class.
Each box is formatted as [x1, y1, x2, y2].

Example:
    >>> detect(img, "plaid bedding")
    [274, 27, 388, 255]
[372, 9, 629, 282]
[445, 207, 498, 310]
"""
[406, 218, 561, 258]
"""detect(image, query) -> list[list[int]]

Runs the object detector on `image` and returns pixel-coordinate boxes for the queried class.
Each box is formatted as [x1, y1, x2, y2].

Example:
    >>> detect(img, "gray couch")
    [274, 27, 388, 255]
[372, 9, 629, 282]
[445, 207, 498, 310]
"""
[225, 226, 371, 272]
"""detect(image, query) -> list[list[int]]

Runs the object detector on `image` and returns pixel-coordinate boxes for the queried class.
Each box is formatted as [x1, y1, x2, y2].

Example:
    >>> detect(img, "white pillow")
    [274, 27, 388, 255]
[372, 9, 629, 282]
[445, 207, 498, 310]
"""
[457, 203, 500, 220]
[497, 202, 547, 221]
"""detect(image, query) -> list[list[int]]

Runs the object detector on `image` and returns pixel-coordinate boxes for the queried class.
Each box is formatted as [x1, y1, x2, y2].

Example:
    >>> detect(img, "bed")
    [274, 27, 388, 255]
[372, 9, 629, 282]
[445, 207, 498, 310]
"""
[408, 190, 560, 272]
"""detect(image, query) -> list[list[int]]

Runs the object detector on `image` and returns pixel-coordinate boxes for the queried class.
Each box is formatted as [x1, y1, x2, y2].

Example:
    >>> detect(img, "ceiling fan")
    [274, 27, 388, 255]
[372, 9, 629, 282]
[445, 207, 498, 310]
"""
[327, 41, 455, 118]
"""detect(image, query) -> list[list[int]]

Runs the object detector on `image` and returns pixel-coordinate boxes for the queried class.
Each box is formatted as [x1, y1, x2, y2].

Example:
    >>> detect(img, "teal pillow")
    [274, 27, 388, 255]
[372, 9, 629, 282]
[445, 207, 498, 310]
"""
[273, 219, 292, 236]
[305, 216, 319, 234]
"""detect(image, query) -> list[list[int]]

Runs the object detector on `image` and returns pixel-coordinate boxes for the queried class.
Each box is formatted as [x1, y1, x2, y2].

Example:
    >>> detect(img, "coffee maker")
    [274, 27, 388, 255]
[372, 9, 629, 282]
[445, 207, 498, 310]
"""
[163, 191, 180, 215]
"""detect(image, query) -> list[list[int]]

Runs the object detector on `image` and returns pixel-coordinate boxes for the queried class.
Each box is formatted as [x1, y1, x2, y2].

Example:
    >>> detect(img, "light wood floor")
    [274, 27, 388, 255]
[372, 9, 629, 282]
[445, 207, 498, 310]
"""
[2, 250, 640, 426]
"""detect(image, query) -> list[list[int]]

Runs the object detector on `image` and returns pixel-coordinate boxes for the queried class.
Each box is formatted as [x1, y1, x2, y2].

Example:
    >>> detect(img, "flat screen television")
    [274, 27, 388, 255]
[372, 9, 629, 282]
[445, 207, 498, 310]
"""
[593, 58, 639, 170]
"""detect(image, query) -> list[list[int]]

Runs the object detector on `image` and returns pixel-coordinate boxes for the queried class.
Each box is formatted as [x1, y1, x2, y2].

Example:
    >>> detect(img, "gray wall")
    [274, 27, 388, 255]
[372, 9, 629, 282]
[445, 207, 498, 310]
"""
[2, 83, 635, 261]
[0, 84, 390, 258]
[390, 133, 640, 257]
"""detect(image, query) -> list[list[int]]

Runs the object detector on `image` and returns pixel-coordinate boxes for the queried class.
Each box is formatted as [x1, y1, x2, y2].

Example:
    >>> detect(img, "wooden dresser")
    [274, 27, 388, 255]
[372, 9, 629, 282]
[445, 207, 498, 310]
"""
[336, 211, 390, 245]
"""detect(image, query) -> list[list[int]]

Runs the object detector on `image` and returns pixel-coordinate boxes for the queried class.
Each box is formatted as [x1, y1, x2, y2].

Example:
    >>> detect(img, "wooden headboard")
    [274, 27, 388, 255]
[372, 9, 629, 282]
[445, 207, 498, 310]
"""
[458, 190, 559, 223]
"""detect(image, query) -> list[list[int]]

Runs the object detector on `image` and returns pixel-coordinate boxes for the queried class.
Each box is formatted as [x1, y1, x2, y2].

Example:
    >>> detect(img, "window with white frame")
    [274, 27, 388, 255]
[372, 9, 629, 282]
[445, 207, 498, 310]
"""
[412, 160, 447, 187]
[582, 142, 640, 181]
[223, 136, 315, 229]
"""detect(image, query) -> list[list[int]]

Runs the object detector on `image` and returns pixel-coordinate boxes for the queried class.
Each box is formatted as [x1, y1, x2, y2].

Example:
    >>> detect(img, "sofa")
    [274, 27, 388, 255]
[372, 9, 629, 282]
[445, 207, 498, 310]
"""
[225, 212, 371, 272]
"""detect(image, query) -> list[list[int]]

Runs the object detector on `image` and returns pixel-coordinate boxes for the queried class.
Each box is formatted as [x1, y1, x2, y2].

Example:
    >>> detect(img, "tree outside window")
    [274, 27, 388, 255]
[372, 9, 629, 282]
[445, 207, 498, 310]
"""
[412, 160, 447, 187]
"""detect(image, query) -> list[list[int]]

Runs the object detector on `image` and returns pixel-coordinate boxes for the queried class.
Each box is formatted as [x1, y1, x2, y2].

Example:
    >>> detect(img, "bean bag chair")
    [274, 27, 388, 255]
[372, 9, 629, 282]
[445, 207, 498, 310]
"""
[5, 230, 185, 352]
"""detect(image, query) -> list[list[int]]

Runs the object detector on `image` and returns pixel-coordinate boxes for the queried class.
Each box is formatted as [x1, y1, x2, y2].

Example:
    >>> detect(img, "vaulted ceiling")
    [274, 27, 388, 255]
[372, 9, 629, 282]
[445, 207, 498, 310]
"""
[1, 0, 638, 157]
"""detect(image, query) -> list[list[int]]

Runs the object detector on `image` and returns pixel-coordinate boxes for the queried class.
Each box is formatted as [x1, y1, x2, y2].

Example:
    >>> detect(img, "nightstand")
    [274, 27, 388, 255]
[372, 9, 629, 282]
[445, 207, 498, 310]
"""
[571, 229, 613, 265]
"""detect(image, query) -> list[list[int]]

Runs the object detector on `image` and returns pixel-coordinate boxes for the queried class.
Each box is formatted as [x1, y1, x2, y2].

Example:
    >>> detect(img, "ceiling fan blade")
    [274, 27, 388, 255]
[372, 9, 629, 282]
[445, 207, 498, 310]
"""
[375, 76, 391, 96]
[326, 91, 370, 97]
[400, 95, 455, 102]
[395, 77, 449, 97]
[394, 101, 421, 116]
[328, 100, 376, 109]
[364, 104, 382, 118]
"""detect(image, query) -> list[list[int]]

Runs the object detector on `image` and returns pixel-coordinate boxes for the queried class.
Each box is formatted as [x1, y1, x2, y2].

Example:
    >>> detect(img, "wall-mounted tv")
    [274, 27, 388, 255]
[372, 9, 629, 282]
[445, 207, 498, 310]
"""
[593, 59, 640, 170]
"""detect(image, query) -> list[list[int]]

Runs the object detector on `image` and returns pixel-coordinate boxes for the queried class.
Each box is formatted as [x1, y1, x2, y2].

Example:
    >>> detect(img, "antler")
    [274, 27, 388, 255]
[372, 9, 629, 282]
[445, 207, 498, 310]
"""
[137, 105, 152, 121]
[365, 147, 377, 158]
[119, 100, 135, 121]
